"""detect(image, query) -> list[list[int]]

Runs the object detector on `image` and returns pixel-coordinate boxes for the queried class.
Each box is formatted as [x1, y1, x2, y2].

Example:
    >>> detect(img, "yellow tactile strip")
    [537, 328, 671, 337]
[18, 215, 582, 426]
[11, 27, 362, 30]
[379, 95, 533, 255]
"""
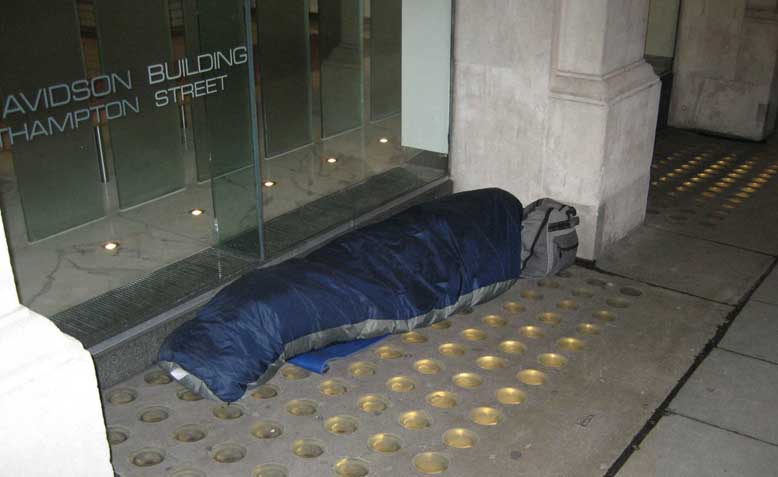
[103, 269, 643, 477]
[648, 130, 778, 228]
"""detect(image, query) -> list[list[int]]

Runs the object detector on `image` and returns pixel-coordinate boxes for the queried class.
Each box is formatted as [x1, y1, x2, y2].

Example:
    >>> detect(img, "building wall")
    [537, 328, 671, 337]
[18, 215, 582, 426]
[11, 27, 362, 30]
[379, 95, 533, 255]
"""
[670, 0, 778, 140]
[451, 0, 660, 260]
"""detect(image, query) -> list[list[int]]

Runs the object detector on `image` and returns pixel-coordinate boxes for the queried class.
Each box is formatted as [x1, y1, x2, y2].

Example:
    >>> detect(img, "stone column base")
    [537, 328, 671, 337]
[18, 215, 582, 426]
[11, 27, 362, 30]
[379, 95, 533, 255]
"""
[545, 61, 661, 259]
[0, 305, 113, 477]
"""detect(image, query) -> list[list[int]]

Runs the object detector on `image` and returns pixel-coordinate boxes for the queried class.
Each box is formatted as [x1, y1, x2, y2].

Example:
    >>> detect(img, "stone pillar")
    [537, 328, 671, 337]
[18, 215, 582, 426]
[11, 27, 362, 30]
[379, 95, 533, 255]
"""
[0, 212, 112, 476]
[670, 0, 778, 140]
[451, 0, 660, 260]
[546, 0, 661, 258]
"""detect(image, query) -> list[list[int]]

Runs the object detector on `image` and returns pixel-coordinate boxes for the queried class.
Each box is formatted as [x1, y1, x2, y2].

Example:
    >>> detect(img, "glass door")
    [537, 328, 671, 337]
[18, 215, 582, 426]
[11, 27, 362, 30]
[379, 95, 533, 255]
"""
[0, 0, 260, 317]
[95, 0, 186, 209]
[192, 0, 261, 246]
[0, 0, 105, 242]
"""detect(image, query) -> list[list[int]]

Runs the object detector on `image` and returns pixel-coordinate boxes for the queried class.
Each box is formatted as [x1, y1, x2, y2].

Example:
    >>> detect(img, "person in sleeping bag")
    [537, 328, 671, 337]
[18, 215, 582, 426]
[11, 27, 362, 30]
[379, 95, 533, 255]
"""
[159, 188, 523, 402]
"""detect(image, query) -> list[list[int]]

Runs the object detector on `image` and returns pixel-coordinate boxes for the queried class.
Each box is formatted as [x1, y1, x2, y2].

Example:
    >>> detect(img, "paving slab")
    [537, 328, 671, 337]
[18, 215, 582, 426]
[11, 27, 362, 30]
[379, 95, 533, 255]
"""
[618, 414, 778, 477]
[644, 208, 778, 256]
[670, 348, 778, 445]
[103, 266, 730, 477]
[752, 267, 778, 305]
[719, 300, 778, 364]
[597, 226, 772, 304]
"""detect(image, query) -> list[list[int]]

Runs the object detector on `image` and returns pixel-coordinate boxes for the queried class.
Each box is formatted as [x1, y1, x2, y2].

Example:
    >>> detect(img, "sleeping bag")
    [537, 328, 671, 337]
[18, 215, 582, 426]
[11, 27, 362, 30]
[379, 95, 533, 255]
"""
[159, 188, 523, 402]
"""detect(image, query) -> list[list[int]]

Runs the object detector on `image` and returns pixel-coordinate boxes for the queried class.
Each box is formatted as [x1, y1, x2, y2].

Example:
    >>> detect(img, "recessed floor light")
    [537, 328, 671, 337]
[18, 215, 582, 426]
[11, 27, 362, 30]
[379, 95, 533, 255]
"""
[379, 137, 389, 144]
[263, 180, 276, 188]
[189, 208, 205, 216]
[326, 157, 338, 164]
[103, 241, 119, 251]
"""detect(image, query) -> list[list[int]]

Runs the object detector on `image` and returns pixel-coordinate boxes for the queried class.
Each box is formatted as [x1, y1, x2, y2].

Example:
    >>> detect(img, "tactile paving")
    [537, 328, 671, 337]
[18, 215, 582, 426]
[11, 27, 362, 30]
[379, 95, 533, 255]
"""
[103, 268, 672, 476]
[646, 128, 778, 253]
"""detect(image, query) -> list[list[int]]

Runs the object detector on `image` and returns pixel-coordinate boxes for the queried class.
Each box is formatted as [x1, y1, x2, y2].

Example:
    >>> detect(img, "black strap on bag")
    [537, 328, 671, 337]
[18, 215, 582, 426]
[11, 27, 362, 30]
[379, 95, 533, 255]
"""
[522, 207, 553, 271]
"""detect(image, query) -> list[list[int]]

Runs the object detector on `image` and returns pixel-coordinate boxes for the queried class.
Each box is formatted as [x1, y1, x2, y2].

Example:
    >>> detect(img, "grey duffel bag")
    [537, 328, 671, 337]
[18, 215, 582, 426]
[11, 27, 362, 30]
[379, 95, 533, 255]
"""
[520, 198, 580, 278]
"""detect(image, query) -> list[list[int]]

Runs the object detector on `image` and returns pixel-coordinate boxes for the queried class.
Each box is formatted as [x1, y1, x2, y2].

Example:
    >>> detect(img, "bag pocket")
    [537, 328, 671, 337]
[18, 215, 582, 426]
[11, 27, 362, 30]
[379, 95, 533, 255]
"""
[549, 230, 578, 275]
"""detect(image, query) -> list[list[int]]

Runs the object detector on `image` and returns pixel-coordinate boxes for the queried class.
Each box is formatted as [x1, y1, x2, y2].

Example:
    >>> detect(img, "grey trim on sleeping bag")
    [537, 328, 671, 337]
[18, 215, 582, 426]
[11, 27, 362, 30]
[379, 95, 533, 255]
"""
[158, 277, 516, 402]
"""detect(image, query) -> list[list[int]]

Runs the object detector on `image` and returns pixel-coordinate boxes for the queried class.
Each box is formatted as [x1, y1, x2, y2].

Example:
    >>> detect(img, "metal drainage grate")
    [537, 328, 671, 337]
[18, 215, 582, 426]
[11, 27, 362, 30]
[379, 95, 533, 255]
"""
[51, 248, 257, 349]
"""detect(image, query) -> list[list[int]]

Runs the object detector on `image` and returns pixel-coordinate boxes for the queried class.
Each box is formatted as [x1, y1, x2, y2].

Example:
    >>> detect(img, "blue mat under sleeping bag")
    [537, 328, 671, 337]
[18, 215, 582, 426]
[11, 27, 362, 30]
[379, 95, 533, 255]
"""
[159, 188, 523, 402]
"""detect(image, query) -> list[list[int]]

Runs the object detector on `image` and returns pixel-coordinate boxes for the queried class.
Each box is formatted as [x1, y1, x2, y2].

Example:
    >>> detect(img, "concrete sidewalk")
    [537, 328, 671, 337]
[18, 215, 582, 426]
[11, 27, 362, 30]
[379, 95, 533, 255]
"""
[606, 129, 778, 476]
[101, 129, 778, 476]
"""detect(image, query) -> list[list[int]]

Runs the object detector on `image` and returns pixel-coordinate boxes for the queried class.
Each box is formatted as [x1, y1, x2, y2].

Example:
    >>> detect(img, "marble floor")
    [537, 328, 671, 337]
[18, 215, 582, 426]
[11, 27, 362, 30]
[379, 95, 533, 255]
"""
[4, 183, 216, 317]
[259, 115, 427, 224]
[0, 115, 445, 318]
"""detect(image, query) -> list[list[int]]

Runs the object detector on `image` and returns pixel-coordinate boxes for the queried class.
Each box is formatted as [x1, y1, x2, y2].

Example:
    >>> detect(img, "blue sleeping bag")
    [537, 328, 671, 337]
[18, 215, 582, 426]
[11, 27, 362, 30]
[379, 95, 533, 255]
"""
[159, 188, 523, 402]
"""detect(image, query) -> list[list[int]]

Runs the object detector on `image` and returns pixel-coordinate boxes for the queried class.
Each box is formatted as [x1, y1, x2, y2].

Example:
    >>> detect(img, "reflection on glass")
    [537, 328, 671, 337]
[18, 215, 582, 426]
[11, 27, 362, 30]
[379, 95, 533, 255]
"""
[212, 167, 259, 242]
[237, 0, 449, 258]
[182, 0, 212, 181]
[197, 0, 258, 243]
[95, 0, 186, 208]
[258, 0, 313, 157]
[195, 0, 253, 178]
[0, 0, 104, 241]
[369, 0, 401, 120]
[319, 0, 363, 137]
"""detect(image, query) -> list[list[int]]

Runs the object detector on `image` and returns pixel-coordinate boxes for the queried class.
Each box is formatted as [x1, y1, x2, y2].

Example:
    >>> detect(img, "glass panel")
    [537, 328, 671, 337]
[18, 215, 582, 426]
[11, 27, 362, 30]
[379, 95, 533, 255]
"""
[645, 0, 680, 60]
[212, 166, 261, 243]
[257, 0, 313, 157]
[201, 0, 260, 244]
[196, 0, 253, 177]
[0, 0, 105, 241]
[182, 0, 212, 182]
[401, 0, 451, 154]
[249, 0, 449, 258]
[369, 0, 401, 120]
[95, 0, 186, 208]
[319, 0, 363, 137]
